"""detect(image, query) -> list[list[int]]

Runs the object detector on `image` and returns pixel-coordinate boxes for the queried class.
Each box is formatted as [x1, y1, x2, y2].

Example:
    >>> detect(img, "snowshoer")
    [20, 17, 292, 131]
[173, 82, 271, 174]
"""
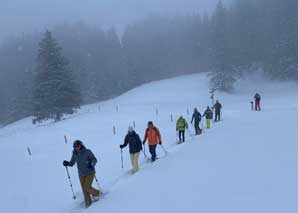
[203, 106, 213, 129]
[191, 108, 202, 135]
[176, 116, 188, 143]
[254, 93, 261, 111]
[212, 100, 222, 122]
[120, 126, 142, 173]
[63, 140, 101, 208]
[143, 121, 162, 162]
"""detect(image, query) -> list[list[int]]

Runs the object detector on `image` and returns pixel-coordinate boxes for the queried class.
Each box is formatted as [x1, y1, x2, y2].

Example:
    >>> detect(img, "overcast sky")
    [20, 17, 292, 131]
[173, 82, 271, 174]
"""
[0, 0, 231, 41]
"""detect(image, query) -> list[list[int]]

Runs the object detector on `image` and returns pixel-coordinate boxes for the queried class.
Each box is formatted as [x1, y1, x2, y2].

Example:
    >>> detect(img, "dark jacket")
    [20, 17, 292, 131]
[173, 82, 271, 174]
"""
[191, 111, 202, 124]
[213, 102, 222, 113]
[254, 93, 261, 101]
[69, 145, 97, 177]
[203, 109, 213, 119]
[121, 131, 142, 154]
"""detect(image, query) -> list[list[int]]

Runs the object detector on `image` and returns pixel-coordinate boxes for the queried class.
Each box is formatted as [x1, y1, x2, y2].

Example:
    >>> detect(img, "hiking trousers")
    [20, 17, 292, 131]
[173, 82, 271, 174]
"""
[79, 174, 100, 207]
[206, 119, 211, 129]
[130, 152, 140, 173]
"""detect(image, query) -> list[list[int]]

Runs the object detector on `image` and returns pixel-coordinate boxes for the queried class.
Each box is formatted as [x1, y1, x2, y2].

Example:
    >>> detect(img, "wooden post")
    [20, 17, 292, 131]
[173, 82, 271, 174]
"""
[171, 114, 173, 122]
[98, 104, 100, 112]
[64, 135, 68, 144]
[113, 126, 116, 135]
[133, 121, 136, 128]
[156, 108, 158, 116]
[116, 106, 119, 111]
[27, 147, 32, 156]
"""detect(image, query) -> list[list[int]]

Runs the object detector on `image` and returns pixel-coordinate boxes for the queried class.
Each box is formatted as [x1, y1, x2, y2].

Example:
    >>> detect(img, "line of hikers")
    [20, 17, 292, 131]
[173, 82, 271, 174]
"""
[62, 100, 224, 208]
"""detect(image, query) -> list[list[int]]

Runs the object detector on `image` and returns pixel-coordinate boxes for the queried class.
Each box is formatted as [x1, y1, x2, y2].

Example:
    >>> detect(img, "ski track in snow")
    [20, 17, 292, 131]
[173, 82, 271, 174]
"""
[0, 73, 298, 213]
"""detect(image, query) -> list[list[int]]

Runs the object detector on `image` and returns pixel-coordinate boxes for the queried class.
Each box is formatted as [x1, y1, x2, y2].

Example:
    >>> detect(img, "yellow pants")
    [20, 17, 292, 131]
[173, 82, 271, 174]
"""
[130, 152, 140, 173]
[79, 174, 100, 207]
[206, 119, 211, 129]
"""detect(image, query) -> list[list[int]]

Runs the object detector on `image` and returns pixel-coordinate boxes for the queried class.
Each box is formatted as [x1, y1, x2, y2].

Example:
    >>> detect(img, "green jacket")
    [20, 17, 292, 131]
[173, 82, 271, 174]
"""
[176, 117, 188, 131]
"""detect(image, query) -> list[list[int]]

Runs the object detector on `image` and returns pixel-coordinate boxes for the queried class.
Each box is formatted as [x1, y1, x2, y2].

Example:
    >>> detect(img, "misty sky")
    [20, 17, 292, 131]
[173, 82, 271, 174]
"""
[0, 0, 231, 41]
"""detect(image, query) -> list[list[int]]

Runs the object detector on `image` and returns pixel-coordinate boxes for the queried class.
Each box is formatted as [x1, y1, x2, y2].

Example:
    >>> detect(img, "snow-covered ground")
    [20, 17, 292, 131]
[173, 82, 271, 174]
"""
[1, 73, 298, 213]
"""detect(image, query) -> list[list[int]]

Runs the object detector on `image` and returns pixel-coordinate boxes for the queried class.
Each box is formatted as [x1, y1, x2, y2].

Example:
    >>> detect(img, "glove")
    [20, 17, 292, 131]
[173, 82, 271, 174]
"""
[120, 145, 124, 149]
[143, 140, 146, 145]
[176, 128, 178, 131]
[63, 160, 70, 167]
[87, 161, 94, 169]
[159, 141, 162, 145]
[186, 126, 188, 129]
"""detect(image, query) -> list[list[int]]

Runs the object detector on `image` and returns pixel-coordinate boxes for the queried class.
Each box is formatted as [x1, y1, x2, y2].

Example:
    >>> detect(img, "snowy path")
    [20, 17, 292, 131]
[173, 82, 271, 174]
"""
[0, 73, 297, 213]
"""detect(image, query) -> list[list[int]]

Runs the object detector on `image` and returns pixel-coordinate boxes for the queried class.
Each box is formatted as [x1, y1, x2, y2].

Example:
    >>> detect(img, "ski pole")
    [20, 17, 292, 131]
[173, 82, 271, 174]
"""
[141, 149, 149, 160]
[187, 128, 193, 137]
[143, 144, 147, 158]
[159, 144, 168, 154]
[94, 175, 103, 194]
[176, 131, 179, 142]
[120, 148, 124, 169]
[65, 166, 76, 200]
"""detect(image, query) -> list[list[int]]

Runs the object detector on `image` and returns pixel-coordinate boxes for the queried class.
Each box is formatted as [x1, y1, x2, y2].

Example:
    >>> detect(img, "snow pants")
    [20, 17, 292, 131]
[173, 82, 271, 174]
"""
[206, 119, 211, 129]
[255, 100, 261, 111]
[130, 152, 140, 173]
[178, 130, 185, 142]
[149, 144, 157, 162]
[194, 122, 201, 135]
[214, 112, 220, 121]
[79, 174, 100, 207]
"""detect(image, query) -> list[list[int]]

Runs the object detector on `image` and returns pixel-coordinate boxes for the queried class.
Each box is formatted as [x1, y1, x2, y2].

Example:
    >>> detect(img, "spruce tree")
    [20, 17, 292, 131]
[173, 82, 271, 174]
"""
[32, 31, 81, 123]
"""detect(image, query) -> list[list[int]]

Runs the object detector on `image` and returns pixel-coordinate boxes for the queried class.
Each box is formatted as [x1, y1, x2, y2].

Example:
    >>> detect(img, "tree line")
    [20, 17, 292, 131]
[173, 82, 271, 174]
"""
[0, 0, 297, 124]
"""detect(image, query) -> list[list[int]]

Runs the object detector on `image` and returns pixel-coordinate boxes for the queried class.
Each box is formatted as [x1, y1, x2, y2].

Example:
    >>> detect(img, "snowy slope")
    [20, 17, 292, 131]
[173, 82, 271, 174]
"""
[0, 73, 298, 213]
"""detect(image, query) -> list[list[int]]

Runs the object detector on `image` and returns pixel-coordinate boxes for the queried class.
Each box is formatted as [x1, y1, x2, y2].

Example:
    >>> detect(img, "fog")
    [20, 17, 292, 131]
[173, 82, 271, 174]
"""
[0, 0, 230, 41]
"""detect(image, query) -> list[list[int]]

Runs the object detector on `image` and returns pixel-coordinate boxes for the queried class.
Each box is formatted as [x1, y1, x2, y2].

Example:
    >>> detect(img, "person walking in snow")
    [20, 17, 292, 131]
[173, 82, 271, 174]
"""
[212, 100, 222, 122]
[120, 126, 143, 173]
[176, 116, 188, 143]
[203, 106, 213, 129]
[254, 93, 261, 111]
[191, 108, 202, 135]
[143, 121, 162, 162]
[63, 140, 101, 208]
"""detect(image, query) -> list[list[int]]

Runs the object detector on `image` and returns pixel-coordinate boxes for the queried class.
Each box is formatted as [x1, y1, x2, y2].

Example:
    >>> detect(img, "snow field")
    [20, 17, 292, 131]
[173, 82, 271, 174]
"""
[0, 73, 298, 213]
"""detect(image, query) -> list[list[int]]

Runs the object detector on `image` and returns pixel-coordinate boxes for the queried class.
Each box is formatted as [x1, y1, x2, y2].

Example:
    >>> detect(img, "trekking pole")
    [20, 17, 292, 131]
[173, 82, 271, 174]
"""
[65, 166, 76, 200]
[187, 128, 193, 137]
[120, 148, 124, 169]
[159, 144, 168, 154]
[143, 144, 148, 159]
[94, 175, 103, 194]
[141, 149, 149, 160]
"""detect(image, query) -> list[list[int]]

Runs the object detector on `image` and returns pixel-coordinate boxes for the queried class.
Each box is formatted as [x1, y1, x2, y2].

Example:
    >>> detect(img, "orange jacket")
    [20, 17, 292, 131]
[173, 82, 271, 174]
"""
[144, 126, 162, 145]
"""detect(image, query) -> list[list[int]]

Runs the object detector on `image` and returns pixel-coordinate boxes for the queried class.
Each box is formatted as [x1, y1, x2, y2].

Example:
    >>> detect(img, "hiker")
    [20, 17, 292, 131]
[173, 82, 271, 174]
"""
[254, 93, 261, 111]
[143, 121, 162, 162]
[63, 140, 101, 208]
[191, 108, 202, 135]
[212, 100, 222, 122]
[176, 116, 188, 143]
[203, 106, 213, 129]
[120, 126, 142, 173]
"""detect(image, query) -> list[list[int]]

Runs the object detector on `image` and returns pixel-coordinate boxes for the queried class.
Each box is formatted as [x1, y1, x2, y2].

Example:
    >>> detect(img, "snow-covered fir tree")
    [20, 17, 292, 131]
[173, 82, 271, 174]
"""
[32, 31, 81, 123]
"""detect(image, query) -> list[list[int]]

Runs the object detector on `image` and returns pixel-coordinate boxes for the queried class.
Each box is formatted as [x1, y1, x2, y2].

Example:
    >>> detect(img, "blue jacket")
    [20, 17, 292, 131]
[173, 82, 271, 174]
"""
[69, 146, 97, 177]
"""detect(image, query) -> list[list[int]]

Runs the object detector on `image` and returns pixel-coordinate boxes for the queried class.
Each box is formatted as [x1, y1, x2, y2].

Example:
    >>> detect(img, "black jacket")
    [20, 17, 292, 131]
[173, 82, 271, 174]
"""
[254, 93, 261, 101]
[213, 102, 222, 113]
[203, 109, 213, 119]
[121, 131, 142, 154]
[191, 111, 202, 123]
